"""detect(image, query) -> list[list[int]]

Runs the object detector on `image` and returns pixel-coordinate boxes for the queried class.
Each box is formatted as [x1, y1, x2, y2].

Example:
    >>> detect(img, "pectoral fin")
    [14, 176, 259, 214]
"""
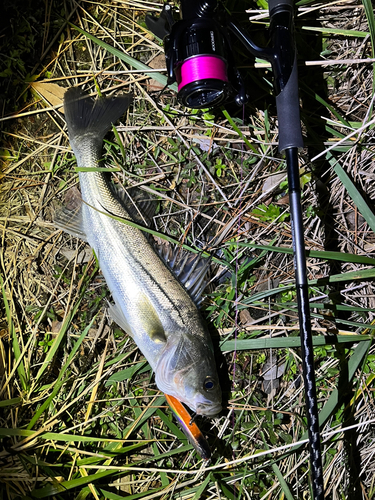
[138, 292, 167, 344]
[109, 294, 166, 344]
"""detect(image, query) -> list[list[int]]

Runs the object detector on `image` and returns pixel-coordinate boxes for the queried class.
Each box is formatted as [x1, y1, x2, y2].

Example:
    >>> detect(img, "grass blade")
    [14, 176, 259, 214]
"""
[235, 242, 375, 265]
[308, 340, 372, 434]
[271, 461, 296, 500]
[192, 472, 212, 500]
[31, 469, 120, 498]
[0, 273, 28, 391]
[221, 108, 258, 153]
[362, 0, 375, 92]
[221, 334, 372, 352]
[33, 260, 99, 385]
[27, 316, 96, 429]
[302, 26, 369, 37]
[332, 158, 375, 234]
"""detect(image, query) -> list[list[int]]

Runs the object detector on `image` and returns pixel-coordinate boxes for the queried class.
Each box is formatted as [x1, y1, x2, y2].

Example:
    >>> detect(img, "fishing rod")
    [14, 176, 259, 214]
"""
[146, 1, 324, 497]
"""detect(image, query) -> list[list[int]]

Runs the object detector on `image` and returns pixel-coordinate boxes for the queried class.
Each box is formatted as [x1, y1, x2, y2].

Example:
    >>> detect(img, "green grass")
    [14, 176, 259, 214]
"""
[1, 0, 375, 498]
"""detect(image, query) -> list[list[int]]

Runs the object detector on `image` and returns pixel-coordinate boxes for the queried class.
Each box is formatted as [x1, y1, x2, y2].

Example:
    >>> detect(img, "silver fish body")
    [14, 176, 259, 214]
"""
[62, 88, 222, 416]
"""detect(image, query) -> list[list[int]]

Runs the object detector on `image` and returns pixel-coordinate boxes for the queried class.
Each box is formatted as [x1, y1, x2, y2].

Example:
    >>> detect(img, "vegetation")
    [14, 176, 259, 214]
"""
[1, 0, 375, 498]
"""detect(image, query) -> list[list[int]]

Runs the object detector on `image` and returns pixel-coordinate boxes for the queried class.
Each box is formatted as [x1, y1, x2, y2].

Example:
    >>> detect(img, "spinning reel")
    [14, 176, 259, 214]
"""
[146, 1, 243, 108]
[146, 0, 302, 151]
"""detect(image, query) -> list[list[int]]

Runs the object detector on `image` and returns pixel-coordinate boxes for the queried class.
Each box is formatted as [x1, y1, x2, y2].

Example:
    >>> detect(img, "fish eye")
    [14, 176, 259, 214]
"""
[204, 377, 215, 391]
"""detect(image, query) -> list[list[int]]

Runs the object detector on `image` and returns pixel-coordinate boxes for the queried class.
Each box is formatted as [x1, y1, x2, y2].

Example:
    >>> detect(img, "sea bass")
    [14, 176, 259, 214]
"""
[61, 87, 222, 416]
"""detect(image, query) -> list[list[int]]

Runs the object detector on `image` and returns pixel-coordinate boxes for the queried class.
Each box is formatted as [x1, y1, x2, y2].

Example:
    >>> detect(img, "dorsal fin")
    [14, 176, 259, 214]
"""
[155, 239, 211, 305]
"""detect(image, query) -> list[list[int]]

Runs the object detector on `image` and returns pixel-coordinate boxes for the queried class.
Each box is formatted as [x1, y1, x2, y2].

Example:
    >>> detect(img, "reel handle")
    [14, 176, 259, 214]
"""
[145, 3, 174, 40]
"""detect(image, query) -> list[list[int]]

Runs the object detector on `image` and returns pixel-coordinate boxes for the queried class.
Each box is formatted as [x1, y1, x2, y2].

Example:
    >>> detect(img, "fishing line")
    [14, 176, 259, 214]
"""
[178, 56, 228, 92]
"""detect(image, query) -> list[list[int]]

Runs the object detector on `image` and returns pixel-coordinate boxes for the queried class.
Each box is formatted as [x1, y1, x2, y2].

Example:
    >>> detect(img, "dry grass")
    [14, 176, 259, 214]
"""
[1, 0, 375, 498]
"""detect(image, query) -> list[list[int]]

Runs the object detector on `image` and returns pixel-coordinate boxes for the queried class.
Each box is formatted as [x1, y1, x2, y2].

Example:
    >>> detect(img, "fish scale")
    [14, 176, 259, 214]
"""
[79, 167, 199, 343]
[61, 87, 222, 416]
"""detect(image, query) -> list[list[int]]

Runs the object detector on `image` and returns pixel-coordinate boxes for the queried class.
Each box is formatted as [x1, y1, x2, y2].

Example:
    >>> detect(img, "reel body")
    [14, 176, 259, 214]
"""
[146, 2, 246, 108]
[165, 18, 232, 108]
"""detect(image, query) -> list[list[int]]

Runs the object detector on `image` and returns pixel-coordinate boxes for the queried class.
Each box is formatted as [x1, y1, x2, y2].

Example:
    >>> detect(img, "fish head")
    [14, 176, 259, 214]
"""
[155, 334, 222, 417]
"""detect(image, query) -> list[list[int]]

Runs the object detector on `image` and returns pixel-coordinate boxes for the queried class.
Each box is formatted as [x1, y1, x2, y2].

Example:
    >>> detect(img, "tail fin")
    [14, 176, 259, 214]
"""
[64, 87, 133, 153]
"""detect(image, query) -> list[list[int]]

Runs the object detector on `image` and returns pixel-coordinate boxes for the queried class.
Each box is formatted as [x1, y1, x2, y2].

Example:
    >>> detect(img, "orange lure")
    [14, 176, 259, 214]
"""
[165, 393, 211, 460]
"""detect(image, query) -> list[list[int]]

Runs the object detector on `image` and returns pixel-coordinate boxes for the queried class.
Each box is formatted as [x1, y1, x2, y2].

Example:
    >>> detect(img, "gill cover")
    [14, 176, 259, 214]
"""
[155, 333, 222, 416]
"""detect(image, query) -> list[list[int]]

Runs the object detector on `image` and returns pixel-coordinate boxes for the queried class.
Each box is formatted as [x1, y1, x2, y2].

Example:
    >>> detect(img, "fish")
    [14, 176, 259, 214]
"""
[60, 87, 222, 416]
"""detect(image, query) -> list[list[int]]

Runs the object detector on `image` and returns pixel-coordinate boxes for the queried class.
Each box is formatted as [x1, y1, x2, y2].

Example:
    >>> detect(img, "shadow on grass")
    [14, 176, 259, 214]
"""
[297, 10, 367, 497]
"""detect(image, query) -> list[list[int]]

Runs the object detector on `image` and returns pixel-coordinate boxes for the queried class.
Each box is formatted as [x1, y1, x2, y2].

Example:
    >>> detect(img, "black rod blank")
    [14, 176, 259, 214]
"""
[286, 148, 324, 499]
[269, 1, 325, 497]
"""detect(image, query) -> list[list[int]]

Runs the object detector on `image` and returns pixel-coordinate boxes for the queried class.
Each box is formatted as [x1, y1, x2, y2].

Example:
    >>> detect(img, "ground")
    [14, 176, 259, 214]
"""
[1, 1, 375, 499]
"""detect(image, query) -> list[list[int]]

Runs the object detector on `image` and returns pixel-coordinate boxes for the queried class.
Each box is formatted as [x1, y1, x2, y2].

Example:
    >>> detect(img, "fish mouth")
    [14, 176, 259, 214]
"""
[195, 402, 222, 417]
